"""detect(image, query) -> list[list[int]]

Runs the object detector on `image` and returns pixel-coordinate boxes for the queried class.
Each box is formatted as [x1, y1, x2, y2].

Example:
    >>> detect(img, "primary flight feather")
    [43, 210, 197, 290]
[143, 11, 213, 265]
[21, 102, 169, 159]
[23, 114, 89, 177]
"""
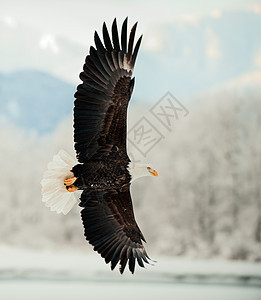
[41, 17, 158, 274]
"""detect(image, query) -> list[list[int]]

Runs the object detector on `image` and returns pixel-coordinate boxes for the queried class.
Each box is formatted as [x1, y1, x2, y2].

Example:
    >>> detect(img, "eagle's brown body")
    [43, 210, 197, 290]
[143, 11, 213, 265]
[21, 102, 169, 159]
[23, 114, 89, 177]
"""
[72, 155, 131, 191]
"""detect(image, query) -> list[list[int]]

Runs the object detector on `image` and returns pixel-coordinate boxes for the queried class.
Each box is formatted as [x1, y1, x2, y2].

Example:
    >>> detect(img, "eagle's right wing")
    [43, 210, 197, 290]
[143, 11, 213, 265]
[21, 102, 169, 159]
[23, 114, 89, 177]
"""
[74, 18, 142, 163]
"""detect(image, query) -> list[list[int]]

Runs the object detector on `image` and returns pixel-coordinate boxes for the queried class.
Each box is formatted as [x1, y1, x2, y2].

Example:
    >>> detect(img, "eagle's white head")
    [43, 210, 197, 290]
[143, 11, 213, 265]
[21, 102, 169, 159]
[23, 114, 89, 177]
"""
[127, 162, 158, 182]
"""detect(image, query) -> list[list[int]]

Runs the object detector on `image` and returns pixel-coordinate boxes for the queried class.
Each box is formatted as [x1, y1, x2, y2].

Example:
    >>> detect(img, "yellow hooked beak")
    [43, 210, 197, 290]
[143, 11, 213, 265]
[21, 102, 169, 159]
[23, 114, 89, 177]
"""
[149, 169, 158, 177]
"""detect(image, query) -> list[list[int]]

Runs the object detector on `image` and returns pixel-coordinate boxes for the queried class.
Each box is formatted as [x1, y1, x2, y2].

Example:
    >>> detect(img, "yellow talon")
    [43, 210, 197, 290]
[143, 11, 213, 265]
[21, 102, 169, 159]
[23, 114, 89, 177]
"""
[66, 185, 79, 192]
[64, 177, 78, 192]
[64, 177, 77, 186]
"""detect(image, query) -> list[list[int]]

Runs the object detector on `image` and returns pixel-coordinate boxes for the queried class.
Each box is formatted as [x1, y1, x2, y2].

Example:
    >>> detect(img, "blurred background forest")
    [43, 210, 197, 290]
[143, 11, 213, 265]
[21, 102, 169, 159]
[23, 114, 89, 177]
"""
[0, 0, 261, 263]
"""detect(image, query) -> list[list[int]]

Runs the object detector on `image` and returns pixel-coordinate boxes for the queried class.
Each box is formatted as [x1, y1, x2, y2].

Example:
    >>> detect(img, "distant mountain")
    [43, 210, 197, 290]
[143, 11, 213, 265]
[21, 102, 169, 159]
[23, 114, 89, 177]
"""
[1, 10, 260, 102]
[0, 11, 261, 134]
[0, 70, 75, 133]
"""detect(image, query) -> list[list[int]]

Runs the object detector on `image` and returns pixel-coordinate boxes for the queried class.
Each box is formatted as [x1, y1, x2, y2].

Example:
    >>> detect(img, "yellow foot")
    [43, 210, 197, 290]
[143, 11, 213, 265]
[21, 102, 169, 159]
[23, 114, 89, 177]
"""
[64, 177, 77, 186]
[66, 185, 79, 192]
[64, 177, 78, 193]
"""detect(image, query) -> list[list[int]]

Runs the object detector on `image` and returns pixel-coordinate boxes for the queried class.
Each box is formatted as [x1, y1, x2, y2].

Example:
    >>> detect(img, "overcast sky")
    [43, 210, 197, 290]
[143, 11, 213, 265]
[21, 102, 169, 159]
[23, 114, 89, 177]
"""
[1, 0, 260, 46]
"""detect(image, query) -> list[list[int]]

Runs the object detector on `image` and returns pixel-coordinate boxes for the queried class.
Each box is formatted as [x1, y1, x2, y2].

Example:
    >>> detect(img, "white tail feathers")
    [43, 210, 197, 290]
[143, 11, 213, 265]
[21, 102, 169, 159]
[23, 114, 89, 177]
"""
[41, 150, 81, 215]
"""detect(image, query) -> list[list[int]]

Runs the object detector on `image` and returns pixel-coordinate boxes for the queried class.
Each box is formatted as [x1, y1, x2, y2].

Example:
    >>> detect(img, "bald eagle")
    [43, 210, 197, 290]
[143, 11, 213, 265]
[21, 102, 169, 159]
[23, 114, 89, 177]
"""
[41, 18, 158, 274]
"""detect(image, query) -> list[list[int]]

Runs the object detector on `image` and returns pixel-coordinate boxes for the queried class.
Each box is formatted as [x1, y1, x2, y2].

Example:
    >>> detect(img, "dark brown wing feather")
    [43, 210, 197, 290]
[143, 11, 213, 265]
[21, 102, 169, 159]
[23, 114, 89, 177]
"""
[80, 187, 150, 274]
[74, 18, 142, 163]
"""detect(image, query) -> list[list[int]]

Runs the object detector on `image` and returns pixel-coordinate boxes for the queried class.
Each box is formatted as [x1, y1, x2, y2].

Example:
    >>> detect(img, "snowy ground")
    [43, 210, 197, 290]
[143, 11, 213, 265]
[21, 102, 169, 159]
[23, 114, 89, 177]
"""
[1, 248, 261, 300]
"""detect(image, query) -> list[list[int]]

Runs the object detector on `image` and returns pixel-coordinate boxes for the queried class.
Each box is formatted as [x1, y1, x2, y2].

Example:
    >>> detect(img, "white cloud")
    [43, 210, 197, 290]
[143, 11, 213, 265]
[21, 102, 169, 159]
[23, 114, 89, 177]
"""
[143, 34, 164, 52]
[210, 9, 222, 19]
[205, 28, 222, 59]
[39, 34, 59, 54]
[251, 3, 261, 14]
[223, 70, 261, 89]
[2, 16, 17, 28]
[178, 13, 202, 25]
[7, 100, 19, 118]
[183, 45, 191, 56]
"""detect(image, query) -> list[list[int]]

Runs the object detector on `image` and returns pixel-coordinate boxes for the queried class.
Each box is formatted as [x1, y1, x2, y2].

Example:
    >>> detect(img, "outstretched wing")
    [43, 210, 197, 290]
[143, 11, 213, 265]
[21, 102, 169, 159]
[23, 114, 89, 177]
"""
[74, 18, 142, 163]
[80, 187, 151, 274]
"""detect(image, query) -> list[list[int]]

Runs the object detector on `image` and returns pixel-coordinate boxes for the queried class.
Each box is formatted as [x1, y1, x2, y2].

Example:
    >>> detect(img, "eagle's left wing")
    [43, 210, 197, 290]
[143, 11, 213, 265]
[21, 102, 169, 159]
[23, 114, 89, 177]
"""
[80, 187, 151, 273]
